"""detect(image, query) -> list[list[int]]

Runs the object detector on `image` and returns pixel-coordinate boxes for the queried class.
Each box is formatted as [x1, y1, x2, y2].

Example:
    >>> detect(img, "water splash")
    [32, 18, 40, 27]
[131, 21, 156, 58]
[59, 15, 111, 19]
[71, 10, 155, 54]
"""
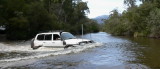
[0, 42, 103, 62]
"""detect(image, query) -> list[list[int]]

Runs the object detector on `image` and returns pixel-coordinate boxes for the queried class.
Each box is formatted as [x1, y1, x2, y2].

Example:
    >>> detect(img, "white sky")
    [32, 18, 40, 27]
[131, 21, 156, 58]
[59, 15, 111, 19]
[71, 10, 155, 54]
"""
[82, 0, 126, 18]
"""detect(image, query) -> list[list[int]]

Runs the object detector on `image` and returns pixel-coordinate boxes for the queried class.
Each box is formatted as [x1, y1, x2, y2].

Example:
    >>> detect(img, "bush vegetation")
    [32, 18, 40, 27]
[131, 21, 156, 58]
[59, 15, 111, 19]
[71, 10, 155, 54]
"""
[0, 0, 100, 40]
[104, 0, 160, 38]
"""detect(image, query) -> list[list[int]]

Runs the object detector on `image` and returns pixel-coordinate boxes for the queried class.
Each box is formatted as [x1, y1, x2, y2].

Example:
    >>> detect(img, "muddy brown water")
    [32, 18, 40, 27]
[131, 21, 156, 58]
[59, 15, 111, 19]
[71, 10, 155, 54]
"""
[0, 32, 160, 69]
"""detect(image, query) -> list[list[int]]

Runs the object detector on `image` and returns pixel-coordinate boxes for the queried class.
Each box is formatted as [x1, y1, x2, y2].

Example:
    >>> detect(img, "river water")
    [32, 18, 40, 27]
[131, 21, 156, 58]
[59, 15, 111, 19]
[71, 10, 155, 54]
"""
[0, 32, 160, 69]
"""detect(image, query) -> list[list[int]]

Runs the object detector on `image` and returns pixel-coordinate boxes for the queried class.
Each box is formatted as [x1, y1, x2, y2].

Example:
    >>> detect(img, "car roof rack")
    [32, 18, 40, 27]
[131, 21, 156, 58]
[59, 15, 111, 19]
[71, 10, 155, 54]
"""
[48, 30, 63, 32]
[39, 30, 63, 33]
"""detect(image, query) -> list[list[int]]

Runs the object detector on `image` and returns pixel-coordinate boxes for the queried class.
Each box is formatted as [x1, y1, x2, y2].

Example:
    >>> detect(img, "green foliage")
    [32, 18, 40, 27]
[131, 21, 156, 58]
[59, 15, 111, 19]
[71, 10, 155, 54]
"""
[26, 2, 57, 36]
[84, 19, 100, 33]
[7, 17, 29, 40]
[0, 0, 100, 40]
[124, 0, 136, 8]
[147, 8, 160, 37]
[104, 0, 160, 38]
[104, 10, 127, 36]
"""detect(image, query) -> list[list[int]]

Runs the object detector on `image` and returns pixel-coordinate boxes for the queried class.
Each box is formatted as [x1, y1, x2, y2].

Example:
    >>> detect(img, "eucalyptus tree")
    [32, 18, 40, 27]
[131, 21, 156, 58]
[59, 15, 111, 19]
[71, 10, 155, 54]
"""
[0, 0, 99, 40]
[124, 0, 137, 8]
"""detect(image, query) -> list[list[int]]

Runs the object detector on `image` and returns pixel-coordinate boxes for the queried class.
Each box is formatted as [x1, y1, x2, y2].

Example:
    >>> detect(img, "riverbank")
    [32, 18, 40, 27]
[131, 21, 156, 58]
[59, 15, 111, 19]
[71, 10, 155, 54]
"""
[105, 31, 160, 39]
[103, 0, 160, 40]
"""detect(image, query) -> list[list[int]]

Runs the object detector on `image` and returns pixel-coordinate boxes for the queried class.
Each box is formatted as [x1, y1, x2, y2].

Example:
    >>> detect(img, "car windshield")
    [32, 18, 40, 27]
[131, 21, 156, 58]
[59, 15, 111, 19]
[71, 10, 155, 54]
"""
[61, 33, 76, 40]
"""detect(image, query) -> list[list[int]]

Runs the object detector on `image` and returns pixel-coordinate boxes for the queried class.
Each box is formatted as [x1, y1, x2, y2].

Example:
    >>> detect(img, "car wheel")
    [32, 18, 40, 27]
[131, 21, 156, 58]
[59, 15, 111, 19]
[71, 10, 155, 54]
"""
[64, 45, 75, 49]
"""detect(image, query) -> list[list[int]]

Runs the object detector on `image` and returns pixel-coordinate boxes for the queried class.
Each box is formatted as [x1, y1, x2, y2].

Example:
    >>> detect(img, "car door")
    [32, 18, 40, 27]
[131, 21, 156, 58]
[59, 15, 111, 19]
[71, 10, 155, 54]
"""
[34, 34, 45, 46]
[52, 34, 64, 48]
[43, 34, 54, 47]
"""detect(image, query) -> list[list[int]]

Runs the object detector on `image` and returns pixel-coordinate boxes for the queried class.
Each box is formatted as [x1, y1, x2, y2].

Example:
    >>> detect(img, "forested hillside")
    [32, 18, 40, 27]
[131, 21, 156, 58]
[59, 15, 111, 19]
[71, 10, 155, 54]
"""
[104, 0, 160, 38]
[93, 15, 108, 24]
[0, 0, 99, 40]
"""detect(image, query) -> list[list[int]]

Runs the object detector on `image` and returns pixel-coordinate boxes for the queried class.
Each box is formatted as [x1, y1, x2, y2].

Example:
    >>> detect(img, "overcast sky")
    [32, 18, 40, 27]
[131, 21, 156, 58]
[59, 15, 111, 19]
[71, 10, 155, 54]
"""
[82, 0, 126, 18]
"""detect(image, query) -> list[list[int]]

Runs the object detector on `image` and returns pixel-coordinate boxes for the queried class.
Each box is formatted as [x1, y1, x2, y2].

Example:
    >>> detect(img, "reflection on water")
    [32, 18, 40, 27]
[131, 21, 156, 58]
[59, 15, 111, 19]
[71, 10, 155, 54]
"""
[0, 32, 160, 69]
[124, 37, 160, 69]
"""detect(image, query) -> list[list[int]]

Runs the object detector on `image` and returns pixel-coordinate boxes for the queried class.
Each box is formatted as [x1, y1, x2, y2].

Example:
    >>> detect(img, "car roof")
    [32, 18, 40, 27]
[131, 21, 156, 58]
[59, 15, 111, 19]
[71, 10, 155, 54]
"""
[37, 32, 69, 35]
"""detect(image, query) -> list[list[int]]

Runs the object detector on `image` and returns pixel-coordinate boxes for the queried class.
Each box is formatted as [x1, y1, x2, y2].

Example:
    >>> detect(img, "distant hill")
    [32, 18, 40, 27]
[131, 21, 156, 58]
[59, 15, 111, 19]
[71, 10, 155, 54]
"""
[92, 15, 109, 24]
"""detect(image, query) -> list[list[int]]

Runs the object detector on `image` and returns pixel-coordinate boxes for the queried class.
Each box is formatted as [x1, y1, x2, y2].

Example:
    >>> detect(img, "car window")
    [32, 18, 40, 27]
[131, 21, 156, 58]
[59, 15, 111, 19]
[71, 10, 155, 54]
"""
[37, 34, 44, 40]
[45, 34, 52, 40]
[61, 33, 76, 40]
[53, 34, 60, 40]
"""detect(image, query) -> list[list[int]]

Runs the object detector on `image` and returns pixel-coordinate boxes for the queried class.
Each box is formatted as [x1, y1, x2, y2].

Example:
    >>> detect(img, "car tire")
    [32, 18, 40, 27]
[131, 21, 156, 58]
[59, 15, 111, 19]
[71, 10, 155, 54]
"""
[64, 45, 74, 49]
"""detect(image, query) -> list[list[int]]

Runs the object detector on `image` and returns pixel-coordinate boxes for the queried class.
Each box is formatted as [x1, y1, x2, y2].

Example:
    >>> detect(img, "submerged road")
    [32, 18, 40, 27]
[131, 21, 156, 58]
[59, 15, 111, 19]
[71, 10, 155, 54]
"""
[0, 32, 160, 69]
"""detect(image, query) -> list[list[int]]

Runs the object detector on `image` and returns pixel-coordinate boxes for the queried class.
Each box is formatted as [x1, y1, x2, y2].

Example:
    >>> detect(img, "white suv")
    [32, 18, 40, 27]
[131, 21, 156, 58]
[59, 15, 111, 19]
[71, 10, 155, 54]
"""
[31, 32, 94, 49]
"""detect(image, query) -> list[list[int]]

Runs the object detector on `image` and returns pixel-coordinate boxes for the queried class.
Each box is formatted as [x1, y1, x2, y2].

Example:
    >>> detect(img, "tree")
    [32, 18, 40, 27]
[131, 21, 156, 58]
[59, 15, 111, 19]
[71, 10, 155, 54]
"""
[104, 0, 160, 38]
[0, 0, 99, 40]
[124, 0, 137, 8]
[104, 9, 127, 35]
[27, 1, 57, 37]
[147, 8, 160, 38]
[7, 17, 29, 40]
